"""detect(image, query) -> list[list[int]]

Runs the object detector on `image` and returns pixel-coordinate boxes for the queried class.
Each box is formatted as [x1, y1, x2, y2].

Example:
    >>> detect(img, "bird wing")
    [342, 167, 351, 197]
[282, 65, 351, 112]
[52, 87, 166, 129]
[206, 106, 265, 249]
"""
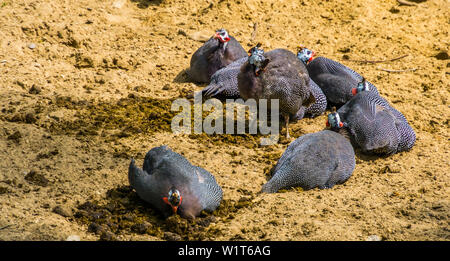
[313, 57, 362, 82]
[201, 57, 245, 98]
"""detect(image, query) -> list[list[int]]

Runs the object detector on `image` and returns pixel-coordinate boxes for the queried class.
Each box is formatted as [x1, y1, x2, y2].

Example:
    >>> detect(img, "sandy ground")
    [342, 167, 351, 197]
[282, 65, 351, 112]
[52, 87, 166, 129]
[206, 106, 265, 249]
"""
[0, 0, 448, 241]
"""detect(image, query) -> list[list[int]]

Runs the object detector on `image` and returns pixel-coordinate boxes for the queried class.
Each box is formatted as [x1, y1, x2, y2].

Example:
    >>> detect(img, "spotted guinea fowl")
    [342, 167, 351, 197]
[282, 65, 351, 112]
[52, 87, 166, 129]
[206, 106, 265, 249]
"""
[189, 29, 247, 83]
[201, 47, 327, 116]
[261, 130, 355, 193]
[297, 46, 379, 108]
[128, 145, 223, 219]
[238, 45, 315, 138]
[327, 91, 416, 155]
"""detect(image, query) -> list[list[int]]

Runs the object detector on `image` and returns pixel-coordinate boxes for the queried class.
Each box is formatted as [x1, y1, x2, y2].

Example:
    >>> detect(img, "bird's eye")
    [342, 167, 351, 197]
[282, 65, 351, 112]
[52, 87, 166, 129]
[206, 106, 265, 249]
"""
[307, 51, 311, 55]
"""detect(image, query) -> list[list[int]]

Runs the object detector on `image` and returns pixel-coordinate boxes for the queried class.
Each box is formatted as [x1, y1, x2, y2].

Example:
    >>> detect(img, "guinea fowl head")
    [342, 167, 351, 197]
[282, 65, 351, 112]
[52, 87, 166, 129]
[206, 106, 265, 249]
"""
[296, 45, 317, 65]
[352, 78, 370, 96]
[326, 112, 346, 129]
[247, 42, 262, 56]
[213, 29, 231, 44]
[248, 44, 269, 76]
[162, 187, 182, 214]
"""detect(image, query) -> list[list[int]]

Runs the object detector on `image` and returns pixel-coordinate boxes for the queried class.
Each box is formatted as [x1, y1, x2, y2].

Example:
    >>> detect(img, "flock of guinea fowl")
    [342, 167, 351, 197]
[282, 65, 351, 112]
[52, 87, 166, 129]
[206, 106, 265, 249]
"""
[127, 29, 416, 219]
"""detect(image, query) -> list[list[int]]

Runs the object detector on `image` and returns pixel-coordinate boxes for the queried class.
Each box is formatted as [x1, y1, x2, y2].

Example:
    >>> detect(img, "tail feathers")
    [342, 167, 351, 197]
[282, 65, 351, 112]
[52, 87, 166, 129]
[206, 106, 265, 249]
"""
[364, 138, 396, 156]
[128, 158, 148, 188]
[202, 83, 223, 98]
[398, 123, 416, 152]
[261, 182, 277, 193]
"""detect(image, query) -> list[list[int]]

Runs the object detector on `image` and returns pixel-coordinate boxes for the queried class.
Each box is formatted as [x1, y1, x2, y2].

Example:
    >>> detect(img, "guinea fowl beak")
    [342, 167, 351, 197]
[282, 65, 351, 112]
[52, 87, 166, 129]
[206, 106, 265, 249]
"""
[213, 33, 230, 43]
[309, 50, 317, 62]
[163, 197, 177, 214]
[255, 67, 266, 76]
[163, 196, 182, 214]
[351, 88, 357, 96]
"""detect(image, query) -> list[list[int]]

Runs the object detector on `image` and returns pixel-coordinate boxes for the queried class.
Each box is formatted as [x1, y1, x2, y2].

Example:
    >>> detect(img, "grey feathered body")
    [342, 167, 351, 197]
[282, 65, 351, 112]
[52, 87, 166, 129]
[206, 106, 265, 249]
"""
[262, 130, 355, 193]
[307, 57, 379, 108]
[303, 79, 327, 118]
[201, 56, 247, 99]
[238, 49, 313, 121]
[356, 91, 415, 153]
[203, 57, 326, 118]
[128, 146, 223, 218]
[336, 91, 416, 155]
[189, 35, 247, 83]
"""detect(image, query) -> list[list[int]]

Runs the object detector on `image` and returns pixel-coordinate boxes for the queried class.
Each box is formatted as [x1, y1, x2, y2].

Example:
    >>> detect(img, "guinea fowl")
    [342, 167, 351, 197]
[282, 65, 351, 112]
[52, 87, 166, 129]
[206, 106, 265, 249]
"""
[261, 130, 355, 193]
[189, 29, 247, 83]
[327, 91, 416, 155]
[201, 46, 327, 118]
[297, 46, 379, 108]
[237, 45, 315, 138]
[128, 145, 223, 219]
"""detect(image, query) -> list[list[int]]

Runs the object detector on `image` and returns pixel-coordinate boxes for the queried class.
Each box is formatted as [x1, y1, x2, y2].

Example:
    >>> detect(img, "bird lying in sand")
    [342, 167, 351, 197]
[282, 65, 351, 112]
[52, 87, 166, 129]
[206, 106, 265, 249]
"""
[128, 145, 223, 219]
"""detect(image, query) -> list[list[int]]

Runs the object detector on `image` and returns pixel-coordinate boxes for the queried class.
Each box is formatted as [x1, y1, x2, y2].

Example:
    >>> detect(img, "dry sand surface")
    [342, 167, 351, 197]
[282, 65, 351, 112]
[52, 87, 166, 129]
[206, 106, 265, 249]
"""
[0, 0, 449, 241]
